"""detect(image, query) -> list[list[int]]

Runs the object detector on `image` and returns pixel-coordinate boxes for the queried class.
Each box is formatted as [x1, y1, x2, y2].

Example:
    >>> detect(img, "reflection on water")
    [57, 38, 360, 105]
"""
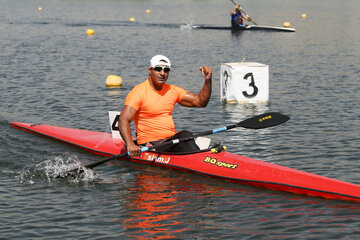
[106, 89, 122, 96]
[115, 164, 360, 239]
[121, 171, 188, 239]
[221, 103, 270, 122]
[120, 168, 234, 239]
[220, 103, 275, 159]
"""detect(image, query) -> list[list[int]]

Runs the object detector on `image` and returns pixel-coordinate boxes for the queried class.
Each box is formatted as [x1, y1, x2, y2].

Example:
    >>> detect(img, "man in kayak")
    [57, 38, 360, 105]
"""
[230, 4, 256, 29]
[119, 55, 212, 157]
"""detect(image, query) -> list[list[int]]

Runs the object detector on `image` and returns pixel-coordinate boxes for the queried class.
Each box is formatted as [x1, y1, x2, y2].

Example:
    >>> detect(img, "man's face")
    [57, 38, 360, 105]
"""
[148, 64, 170, 87]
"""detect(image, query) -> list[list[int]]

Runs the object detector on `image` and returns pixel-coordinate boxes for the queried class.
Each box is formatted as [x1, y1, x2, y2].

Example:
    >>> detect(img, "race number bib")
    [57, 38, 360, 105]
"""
[108, 111, 121, 139]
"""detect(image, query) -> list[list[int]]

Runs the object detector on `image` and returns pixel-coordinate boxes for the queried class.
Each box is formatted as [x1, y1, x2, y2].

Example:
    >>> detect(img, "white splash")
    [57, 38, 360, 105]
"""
[18, 154, 97, 184]
[180, 23, 194, 31]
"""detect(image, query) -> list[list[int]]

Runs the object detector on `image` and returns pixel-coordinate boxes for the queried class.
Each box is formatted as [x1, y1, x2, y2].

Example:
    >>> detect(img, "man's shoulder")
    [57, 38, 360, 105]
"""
[168, 84, 187, 96]
[167, 83, 184, 90]
[131, 80, 148, 91]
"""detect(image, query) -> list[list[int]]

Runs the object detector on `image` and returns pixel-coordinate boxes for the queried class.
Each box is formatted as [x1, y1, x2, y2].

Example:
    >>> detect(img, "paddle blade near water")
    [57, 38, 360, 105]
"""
[237, 112, 290, 129]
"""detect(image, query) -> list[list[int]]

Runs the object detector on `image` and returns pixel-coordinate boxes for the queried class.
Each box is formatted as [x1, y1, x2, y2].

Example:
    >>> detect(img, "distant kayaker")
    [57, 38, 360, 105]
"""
[119, 55, 212, 157]
[230, 4, 256, 29]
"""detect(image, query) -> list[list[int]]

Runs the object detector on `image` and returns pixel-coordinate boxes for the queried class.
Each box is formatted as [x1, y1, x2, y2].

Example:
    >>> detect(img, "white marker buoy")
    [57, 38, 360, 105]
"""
[220, 62, 269, 104]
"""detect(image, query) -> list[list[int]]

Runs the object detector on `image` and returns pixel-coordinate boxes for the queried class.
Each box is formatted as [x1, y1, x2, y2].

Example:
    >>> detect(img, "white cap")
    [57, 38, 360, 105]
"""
[150, 55, 171, 69]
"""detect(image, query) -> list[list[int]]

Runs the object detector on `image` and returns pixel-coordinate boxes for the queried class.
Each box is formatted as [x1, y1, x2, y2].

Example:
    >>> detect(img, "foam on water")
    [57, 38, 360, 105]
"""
[17, 154, 97, 184]
[179, 23, 194, 30]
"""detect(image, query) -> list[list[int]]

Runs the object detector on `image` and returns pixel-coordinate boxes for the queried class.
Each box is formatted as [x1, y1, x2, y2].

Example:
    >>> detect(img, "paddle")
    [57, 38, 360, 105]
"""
[57, 112, 289, 177]
[230, 0, 257, 25]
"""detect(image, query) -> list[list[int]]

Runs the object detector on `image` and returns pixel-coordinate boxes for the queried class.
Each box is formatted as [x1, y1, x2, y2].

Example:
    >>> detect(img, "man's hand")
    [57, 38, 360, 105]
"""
[200, 65, 212, 81]
[126, 142, 141, 157]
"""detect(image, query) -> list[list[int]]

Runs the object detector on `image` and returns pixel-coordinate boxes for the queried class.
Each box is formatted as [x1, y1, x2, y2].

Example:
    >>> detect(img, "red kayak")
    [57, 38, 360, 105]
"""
[10, 122, 360, 203]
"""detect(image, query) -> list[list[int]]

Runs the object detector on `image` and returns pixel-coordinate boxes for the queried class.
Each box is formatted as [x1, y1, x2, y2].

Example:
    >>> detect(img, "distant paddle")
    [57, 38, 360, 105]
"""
[58, 112, 289, 177]
[230, 0, 257, 25]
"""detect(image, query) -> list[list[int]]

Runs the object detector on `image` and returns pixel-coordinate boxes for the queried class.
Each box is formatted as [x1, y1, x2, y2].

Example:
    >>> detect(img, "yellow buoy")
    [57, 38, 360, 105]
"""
[129, 17, 135, 22]
[106, 75, 123, 87]
[283, 22, 291, 28]
[301, 13, 307, 19]
[38, 7, 42, 11]
[146, 9, 151, 13]
[86, 29, 94, 36]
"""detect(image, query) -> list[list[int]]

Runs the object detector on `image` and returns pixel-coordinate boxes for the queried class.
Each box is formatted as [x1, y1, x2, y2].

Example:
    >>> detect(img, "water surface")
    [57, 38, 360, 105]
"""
[1, 0, 360, 239]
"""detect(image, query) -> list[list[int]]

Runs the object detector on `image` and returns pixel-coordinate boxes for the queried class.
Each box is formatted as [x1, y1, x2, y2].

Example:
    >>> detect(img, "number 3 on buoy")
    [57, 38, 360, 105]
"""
[242, 72, 258, 98]
[220, 62, 269, 103]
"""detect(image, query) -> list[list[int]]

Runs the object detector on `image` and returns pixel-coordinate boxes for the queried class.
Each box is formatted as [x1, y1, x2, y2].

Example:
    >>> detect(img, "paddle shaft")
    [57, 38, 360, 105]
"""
[84, 126, 235, 169]
[83, 112, 289, 170]
[86, 123, 245, 169]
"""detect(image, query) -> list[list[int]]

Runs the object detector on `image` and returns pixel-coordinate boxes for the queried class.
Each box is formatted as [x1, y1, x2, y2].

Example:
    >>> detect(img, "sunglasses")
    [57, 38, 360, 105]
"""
[152, 66, 171, 73]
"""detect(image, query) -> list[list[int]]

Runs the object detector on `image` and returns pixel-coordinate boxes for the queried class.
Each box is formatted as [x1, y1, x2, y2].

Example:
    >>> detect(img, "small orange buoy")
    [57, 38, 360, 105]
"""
[283, 22, 291, 28]
[106, 75, 122, 87]
[86, 29, 94, 35]
[301, 13, 307, 19]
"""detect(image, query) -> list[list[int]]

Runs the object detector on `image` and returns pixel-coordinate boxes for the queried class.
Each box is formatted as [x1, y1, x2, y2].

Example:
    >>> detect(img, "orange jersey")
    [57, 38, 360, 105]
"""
[124, 79, 187, 144]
